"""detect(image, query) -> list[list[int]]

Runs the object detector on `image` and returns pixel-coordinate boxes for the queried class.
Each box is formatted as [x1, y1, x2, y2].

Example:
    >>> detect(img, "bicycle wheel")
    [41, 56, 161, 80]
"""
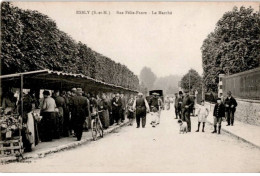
[97, 121, 104, 138]
[91, 120, 97, 141]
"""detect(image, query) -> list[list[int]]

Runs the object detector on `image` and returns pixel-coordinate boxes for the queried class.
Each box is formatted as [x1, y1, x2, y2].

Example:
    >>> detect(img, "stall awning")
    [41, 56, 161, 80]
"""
[0, 69, 138, 93]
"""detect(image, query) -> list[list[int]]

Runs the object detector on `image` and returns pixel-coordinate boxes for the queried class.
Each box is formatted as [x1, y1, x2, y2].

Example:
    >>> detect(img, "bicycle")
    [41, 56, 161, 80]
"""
[91, 110, 104, 141]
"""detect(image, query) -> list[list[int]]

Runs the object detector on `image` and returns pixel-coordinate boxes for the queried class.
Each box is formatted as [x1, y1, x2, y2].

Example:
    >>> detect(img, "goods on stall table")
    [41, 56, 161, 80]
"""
[0, 114, 23, 157]
[0, 137, 24, 156]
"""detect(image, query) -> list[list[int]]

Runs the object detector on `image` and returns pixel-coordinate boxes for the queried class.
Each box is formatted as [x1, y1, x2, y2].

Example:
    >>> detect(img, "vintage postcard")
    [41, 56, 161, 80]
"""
[0, 1, 260, 173]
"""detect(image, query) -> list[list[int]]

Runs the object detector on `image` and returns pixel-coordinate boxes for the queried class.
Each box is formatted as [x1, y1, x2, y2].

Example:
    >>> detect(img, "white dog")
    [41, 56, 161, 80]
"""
[178, 120, 187, 134]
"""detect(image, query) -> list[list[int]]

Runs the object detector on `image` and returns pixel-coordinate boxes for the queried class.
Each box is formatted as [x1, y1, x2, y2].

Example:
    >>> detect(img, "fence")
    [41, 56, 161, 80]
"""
[222, 67, 260, 100]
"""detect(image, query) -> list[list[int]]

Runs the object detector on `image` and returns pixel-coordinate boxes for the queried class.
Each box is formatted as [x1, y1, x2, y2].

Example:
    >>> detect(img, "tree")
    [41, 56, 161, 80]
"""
[139, 81, 148, 95]
[1, 2, 139, 90]
[153, 74, 181, 95]
[180, 69, 202, 94]
[201, 6, 260, 92]
[139, 67, 157, 90]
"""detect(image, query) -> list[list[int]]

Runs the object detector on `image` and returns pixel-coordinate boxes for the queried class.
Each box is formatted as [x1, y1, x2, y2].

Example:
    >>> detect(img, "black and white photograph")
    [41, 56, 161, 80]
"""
[0, 1, 260, 173]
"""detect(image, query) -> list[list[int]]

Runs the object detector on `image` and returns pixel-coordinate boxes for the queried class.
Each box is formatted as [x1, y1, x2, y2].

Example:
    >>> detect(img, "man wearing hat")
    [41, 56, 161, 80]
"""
[149, 92, 161, 127]
[174, 93, 179, 119]
[178, 91, 184, 119]
[224, 91, 237, 126]
[212, 98, 225, 134]
[181, 90, 194, 132]
[133, 92, 150, 128]
[70, 88, 89, 141]
[69, 88, 77, 135]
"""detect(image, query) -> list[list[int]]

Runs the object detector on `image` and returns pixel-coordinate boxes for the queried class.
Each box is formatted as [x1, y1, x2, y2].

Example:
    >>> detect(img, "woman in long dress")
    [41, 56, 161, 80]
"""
[98, 93, 110, 129]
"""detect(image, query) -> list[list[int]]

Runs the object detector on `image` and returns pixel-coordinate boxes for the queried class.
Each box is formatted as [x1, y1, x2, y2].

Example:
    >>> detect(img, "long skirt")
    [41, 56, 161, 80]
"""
[100, 110, 110, 129]
[40, 112, 56, 142]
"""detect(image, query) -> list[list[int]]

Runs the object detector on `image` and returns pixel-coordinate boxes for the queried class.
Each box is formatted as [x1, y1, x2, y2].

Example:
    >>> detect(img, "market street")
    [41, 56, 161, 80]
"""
[1, 106, 260, 172]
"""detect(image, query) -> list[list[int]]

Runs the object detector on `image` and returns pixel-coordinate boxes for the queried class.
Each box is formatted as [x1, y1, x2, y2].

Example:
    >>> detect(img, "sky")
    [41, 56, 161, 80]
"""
[13, 2, 259, 78]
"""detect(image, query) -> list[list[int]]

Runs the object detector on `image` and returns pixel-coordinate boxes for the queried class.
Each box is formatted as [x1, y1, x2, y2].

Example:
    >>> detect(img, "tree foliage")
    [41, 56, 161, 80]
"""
[201, 6, 260, 92]
[139, 67, 157, 90]
[153, 75, 181, 95]
[180, 69, 202, 94]
[1, 2, 139, 90]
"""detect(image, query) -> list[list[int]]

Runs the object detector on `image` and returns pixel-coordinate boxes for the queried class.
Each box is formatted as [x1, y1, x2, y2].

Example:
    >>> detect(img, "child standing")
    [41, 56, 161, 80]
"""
[196, 100, 209, 132]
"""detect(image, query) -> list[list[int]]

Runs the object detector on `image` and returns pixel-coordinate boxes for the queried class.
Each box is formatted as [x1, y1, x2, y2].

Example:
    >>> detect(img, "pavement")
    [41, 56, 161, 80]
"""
[0, 120, 130, 164]
[1, 107, 260, 172]
[197, 102, 260, 149]
[1, 102, 260, 165]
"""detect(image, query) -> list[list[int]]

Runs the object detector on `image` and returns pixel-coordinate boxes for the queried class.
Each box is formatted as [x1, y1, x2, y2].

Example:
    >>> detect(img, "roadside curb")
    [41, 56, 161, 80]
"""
[0, 121, 130, 164]
[197, 103, 260, 150]
[206, 120, 260, 150]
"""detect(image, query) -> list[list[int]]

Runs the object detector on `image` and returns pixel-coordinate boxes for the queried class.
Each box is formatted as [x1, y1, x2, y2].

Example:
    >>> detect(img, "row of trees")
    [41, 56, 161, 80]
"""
[201, 6, 260, 92]
[1, 2, 139, 90]
[139, 67, 181, 95]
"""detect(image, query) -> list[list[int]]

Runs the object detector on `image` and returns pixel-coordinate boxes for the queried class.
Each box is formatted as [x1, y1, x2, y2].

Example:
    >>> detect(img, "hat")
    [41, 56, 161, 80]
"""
[179, 91, 183, 95]
[43, 90, 50, 96]
[177, 119, 182, 123]
[77, 88, 83, 93]
[71, 88, 77, 93]
[138, 92, 143, 96]
[217, 98, 221, 100]
[227, 91, 232, 95]
[184, 90, 189, 93]
[152, 92, 159, 96]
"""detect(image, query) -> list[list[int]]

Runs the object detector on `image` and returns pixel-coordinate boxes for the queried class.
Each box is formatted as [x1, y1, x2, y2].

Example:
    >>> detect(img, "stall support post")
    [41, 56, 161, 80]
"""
[20, 74, 23, 138]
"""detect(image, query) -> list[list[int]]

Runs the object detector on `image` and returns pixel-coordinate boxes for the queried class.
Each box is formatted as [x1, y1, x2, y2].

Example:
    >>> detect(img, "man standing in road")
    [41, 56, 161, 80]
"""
[70, 88, 89, 141]
[174, 93, 179, 119]
[224, 91, 237, 126]
[133, 92, 150, 128]
[177, 91, 183, 120]
[181, 90, 193, 132]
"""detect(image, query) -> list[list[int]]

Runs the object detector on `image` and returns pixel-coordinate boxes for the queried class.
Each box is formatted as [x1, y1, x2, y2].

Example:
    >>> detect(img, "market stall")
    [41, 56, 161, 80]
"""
[0, 69, 138, 157]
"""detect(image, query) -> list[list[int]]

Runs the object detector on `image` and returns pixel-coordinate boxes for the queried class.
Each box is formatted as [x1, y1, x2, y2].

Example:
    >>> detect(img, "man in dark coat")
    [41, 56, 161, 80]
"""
[181, 90, 193, 132]
[177, 91, 183, 120]
[212, 98, 225, 134]
[174, 93, 179, 119]
[70, 88, 89, 141]
[112, 93, 122, 125]
[133, 93, 150, 128]
[224, 91, 237, 126]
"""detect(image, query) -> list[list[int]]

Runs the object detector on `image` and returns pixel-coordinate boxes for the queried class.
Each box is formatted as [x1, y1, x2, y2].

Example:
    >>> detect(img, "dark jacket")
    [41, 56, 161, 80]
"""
[181, 95, 193, 112]
[112, 97, 122, 112]
[136, 97, 147, 117]
[177, 96, 183, 110]
[71, 95, 89, 123]
[98, 99, 109, 111]
[213, 103, 225, 118]
[224, 96, 237, 112]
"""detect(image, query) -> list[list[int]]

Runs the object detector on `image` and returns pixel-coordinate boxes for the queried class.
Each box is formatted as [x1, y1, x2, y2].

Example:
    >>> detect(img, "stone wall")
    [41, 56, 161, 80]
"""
[205, 99, 260, 126]
[235, 99, 260, 126]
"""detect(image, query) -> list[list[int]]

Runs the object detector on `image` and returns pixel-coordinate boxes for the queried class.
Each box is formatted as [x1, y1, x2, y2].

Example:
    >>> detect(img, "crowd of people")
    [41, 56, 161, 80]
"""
[1, 86, 238, 153]
[1, 87, 140, 151]
[174, 90, 237, 134]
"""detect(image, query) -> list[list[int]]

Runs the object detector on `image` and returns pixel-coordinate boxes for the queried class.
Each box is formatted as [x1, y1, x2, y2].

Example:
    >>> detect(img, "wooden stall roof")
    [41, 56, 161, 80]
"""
[0, 69, 138, 93]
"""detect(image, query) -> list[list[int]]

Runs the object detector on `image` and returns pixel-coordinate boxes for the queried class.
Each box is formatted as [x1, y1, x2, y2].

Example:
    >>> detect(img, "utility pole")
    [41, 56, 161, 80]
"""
[189, 70, 191, 94]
